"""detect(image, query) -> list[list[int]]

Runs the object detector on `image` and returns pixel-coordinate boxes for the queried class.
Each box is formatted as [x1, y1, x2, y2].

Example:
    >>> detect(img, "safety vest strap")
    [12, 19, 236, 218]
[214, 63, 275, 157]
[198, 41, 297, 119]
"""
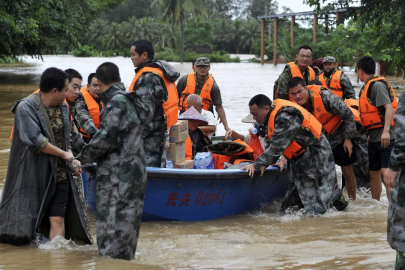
[283, 141, 306, 160]
[129, 67, 179, 128]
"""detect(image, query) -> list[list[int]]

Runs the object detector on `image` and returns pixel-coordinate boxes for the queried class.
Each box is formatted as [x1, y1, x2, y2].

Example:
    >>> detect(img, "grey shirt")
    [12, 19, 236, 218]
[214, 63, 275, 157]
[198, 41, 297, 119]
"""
[366, 80, 395, 142]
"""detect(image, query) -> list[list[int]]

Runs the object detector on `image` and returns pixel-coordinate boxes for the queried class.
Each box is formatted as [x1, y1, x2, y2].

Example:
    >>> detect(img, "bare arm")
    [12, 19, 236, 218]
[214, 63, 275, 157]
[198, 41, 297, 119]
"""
[381, 103, 394, 147]
[215, 104, 230, 131]
[41, 142, 73, 160]
[224, 129, 245, 141]
[199, 125, 216, 135]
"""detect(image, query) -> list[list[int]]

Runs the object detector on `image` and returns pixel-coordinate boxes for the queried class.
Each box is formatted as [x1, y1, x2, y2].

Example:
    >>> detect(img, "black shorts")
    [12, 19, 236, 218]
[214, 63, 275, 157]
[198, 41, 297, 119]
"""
[368, 139, 394, 171]
[332, 141, 358, 166]
[48, 179, 70, 218]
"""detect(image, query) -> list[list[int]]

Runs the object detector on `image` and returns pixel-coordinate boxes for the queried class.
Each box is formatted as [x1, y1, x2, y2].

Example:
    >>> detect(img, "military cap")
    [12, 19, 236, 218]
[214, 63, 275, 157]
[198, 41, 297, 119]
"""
[195, 57, 210, 66]
[323, 56, 337, 63]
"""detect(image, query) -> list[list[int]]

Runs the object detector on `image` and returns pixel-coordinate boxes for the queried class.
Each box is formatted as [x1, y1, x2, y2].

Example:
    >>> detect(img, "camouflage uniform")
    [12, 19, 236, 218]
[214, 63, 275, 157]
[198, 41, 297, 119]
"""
[303, 89, 357, 149]
[351, 129, 370, 188]
[276, 61, 317, 100]
[387, 91, 405, 255]
[79, 83, 147, 260]
[131, 60, 180, 167]
[75, 94, 102, 140]
[321, 68, 356, 100]
[254, 106, 344, 215]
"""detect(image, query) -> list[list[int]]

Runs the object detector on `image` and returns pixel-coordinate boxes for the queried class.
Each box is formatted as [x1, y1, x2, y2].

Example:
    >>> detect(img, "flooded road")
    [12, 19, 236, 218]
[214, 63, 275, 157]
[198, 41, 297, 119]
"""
[0, 56, 399, 269]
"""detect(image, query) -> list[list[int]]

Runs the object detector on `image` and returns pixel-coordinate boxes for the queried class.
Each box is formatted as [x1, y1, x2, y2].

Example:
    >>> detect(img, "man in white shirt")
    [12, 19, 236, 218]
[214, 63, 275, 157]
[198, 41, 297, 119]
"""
[186, 94, 216, 137]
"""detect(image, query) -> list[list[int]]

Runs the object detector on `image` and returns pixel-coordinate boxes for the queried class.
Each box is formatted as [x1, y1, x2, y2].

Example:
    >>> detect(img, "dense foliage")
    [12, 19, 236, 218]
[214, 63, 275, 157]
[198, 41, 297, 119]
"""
[0, 0, 124, 60]
[305, 0, 405, 74]
[1, 0, 404, 70]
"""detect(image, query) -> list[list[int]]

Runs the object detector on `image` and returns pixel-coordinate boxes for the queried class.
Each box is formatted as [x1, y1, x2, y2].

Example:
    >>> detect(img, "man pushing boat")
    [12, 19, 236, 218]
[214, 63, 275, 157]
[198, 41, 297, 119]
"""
[242, 94, 347, 215]
[78, 62, 147, 260]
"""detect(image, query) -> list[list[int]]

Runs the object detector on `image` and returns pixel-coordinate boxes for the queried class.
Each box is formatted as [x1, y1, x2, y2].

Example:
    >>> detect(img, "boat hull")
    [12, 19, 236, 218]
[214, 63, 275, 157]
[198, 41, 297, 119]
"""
[83, 166, 290, 221]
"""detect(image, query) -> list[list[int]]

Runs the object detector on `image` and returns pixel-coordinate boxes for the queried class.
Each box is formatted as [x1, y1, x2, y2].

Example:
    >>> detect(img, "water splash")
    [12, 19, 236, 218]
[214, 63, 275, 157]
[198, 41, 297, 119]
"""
[36, 235, 95, 252]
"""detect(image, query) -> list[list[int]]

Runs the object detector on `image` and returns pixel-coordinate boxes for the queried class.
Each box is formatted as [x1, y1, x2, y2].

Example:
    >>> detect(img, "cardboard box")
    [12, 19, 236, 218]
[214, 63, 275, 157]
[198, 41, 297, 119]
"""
[166, 141, 186, 164]
[175, 159, 194, 169]
[169, 120, 188, 143]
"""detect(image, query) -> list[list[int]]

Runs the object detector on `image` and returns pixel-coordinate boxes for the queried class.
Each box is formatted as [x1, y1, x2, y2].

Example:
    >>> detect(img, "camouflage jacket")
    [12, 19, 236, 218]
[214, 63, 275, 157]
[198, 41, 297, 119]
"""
[255, 106, 341, 215]
[322, 68, 356, 100]
[75, 94, 102, 138]
[132, 60, 180, 167]
[276, 62, 317, 100]
[387, 91, 405, 252]
[79, 83, 147, 260]
[304, 89, 357, 149]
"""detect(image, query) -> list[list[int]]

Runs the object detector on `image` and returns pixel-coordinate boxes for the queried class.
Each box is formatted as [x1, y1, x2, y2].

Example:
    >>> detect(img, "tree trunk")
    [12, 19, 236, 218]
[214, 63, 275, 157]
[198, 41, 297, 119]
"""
[180, 18, 184, 63]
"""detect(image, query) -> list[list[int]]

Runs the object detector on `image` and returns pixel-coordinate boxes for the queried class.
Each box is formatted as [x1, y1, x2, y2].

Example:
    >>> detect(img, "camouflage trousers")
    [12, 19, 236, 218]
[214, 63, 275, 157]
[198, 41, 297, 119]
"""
[352, 134, 370, 188]
[280, 135, 343, 215]
[144, 130, 166, 167]
[96, 170, 147, 260]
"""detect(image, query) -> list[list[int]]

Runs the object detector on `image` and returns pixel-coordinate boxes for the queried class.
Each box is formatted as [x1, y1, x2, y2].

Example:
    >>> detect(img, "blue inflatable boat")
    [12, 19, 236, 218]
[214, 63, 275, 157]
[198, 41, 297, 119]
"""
[83, 166, 290, 221]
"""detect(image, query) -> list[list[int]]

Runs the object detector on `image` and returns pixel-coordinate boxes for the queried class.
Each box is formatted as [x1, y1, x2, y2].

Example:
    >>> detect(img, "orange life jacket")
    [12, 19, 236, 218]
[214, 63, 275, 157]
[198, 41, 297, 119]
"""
[129, 67, 179, 128]
[267, 99, 322, 159]
[311, 89, 343, 134]
[359, 77, 398, 130]
[185, 136, 193, 160]
[178, 73, 214, 111]
[319, 70, 343, 98]
[212, 153, 232, 169]
[9, 89, 73, 141]
[286, 62, 316, 101]
[79, 87, 103, 138]
[344, 99, 361, 123]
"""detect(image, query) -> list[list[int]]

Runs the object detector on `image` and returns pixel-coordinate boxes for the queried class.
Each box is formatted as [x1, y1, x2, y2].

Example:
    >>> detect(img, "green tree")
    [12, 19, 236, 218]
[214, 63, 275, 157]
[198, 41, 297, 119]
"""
[184, 19, 213, 48]
[245, 0, 278, 18]
[87, 19, 109, 49]
[104, 22, 125, 50]
[304, 0, 405, 73]
[137, 17, 162, 45]
[213, 18, 235, 52]
[162, 23, 179, 48]
[122, 16, 139, 45]
[240, 19, 260, 54]
[0, 0, 124, 59]
[100, 0, 157, 23]
[152, 0, 213, 63]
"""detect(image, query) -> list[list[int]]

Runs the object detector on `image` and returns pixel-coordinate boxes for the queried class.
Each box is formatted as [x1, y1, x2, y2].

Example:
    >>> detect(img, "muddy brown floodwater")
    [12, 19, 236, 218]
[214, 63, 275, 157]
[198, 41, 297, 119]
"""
[0, 56, 403, 269]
